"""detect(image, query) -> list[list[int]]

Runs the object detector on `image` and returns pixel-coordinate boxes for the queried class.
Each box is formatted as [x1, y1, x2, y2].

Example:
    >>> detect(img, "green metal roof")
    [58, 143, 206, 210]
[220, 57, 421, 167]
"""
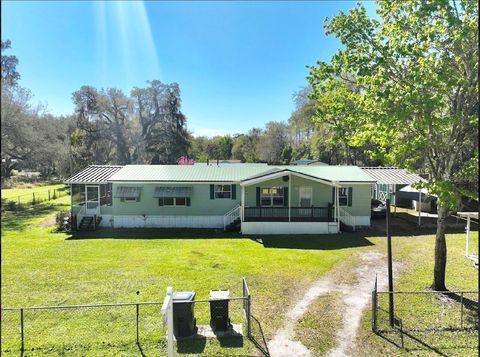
[107, 164, 375, 183]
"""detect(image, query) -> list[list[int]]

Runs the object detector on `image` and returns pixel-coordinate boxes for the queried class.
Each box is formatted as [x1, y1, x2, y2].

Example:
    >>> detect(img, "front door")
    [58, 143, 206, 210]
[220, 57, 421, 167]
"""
[299, 187, 312, 207]
[85, 185, 100, 215]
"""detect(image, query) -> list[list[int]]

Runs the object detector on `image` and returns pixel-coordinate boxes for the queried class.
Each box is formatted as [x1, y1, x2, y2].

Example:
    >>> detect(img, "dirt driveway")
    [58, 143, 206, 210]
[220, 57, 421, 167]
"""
[267, 249, 399, 357]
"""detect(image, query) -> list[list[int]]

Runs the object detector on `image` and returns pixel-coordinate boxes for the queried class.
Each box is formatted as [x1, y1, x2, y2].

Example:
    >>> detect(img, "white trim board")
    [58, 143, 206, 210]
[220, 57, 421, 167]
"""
[241, 221, 339, 235]
[113, 215, 224, 228]
[241, 171, 336, 187]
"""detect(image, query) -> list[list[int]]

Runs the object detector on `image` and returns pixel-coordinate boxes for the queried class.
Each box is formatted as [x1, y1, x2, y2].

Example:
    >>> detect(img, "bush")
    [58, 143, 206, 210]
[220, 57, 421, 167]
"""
[6, 201, 17, 211]
[55, 211, 72, 232]
[1, 199, 18, 212]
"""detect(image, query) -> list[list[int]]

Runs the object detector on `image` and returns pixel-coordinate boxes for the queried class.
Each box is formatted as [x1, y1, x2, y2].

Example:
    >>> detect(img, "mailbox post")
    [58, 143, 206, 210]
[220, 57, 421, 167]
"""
[161, 287, 174, 357]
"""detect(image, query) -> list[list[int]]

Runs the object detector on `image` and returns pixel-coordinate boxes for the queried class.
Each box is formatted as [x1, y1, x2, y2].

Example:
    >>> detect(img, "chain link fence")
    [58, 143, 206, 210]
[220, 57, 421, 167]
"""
[373, 290, 479, 332]
[1, 302, 167, 355]
[1, 279, 263, 355]
[372, 282, 479, 353]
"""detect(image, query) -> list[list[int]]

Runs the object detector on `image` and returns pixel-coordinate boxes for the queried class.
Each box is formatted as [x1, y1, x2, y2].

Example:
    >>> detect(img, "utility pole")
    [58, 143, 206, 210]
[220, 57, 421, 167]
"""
[386, 199, 395, 327]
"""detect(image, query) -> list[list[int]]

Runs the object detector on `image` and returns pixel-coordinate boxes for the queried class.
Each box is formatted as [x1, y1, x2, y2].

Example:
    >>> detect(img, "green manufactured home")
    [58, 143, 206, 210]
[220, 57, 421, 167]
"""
[65, 164, 375, 234]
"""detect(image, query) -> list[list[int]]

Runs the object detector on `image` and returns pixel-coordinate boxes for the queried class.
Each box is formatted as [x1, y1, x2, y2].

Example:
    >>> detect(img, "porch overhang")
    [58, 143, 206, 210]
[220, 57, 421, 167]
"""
[240, 169, 340, 187]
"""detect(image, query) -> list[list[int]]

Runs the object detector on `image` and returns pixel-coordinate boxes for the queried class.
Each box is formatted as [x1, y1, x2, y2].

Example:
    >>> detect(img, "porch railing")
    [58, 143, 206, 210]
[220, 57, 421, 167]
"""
[244, 205, 334, 222]
[339, 207, 356, 231]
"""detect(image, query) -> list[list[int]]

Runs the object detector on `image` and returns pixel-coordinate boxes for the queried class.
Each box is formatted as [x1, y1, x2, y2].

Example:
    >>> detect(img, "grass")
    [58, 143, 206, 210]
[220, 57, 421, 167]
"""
[1, 183, 68, 204]
[1, 201, 365, 356]
[294, 293, 344, 355]
[352, 231, 479, 356]
[1, 200, 478, 356]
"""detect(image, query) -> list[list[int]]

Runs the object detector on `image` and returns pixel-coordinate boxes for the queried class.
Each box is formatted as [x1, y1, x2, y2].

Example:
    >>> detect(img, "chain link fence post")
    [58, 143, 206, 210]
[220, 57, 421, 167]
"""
[460, 292, 464, 329]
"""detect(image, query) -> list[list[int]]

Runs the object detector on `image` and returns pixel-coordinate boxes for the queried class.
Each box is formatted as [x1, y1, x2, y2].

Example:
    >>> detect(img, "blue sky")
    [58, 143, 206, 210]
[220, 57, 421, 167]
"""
[2, 1, 375, 137]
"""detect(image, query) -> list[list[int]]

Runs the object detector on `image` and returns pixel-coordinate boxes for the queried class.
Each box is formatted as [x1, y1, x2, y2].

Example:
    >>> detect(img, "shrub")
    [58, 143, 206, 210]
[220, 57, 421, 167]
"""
[6, 201, 17, 211]
[1, 199, 18, 212]
[55, 211, 72, 232]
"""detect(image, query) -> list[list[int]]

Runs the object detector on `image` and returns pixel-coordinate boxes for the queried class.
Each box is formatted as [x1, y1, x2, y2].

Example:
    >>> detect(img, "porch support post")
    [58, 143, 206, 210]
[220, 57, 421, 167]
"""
[70, 184, 73, 213]
[393, 184, 397, 216]
[336, 184, 340, 232]
[241, 185, 245, 222]
[288, 174, 291, 222]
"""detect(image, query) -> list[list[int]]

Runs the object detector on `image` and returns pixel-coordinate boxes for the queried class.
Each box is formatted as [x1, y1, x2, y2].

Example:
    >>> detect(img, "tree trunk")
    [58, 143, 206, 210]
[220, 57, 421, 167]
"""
[431, 205, 448, 291]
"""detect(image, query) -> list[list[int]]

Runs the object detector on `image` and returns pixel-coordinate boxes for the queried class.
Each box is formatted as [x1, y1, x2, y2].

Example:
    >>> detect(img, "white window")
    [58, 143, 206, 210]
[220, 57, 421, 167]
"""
[261, 187, 284, 206]
[159, 197, 189, 206]
[339, 188, 349, 206]
[215, 185, 231, 199]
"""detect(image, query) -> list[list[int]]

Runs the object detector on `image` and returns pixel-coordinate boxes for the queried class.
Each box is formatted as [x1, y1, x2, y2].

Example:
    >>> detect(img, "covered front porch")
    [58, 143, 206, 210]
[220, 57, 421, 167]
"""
[237, 169, 347, 234]
[243, 205, 334, 222]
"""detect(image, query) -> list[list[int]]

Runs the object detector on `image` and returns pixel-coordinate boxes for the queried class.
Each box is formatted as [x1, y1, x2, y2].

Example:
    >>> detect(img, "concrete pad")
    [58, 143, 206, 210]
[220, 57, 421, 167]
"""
[173, 324, 243, 340]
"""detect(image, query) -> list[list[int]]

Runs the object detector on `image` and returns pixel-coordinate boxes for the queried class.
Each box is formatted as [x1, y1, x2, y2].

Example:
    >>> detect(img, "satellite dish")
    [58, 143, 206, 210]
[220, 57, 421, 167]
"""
[282, 175, 289, 182]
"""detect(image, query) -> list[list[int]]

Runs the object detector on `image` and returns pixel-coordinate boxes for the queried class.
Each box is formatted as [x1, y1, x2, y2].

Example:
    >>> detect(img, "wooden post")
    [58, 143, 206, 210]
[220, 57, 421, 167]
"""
[48, 190, 51, 201]
[32, 193, 35, 205]
[136, 304, 140, 344]
[20, 308, 24, 352]
[386, 199, 395, 327]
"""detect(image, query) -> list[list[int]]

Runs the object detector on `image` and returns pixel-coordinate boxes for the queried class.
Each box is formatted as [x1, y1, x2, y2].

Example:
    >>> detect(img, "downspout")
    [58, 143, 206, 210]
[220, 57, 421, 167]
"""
[288, 174, 291, 222]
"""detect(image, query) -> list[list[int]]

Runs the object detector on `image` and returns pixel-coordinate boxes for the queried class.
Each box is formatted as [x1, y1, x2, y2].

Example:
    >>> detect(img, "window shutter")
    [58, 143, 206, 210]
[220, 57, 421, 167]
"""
[256, 187, 260, 206]
[186, 197, 191, 206]
[158, 198, 163, 206]
[231, 184, 236, 200]
[284, 187, 288, 206]
[210, 184, 214, 199]
[348, 187, 353, 207]
[331, 187, 335, 204]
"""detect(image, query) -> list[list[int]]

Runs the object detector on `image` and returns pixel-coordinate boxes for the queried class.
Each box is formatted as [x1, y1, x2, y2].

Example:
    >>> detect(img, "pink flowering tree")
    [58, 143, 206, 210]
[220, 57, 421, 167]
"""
[177, 156, 194, 165]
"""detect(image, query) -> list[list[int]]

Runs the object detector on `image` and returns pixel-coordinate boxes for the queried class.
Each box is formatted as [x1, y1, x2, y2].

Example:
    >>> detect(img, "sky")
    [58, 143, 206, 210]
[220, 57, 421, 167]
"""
[2, 1, 376, 137]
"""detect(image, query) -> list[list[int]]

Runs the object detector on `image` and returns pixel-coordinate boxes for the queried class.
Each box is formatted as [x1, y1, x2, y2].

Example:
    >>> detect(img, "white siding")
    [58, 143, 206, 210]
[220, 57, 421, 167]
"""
[113, 215, 223, 228]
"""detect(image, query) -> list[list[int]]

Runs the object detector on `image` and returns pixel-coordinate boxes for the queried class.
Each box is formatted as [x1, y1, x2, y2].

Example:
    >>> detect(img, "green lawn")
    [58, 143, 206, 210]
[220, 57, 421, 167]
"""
[2, 183, 67, 199]
[1, 201, 478, 356]
[352, 230, 479, 357]
[1, 200, 367, 356]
